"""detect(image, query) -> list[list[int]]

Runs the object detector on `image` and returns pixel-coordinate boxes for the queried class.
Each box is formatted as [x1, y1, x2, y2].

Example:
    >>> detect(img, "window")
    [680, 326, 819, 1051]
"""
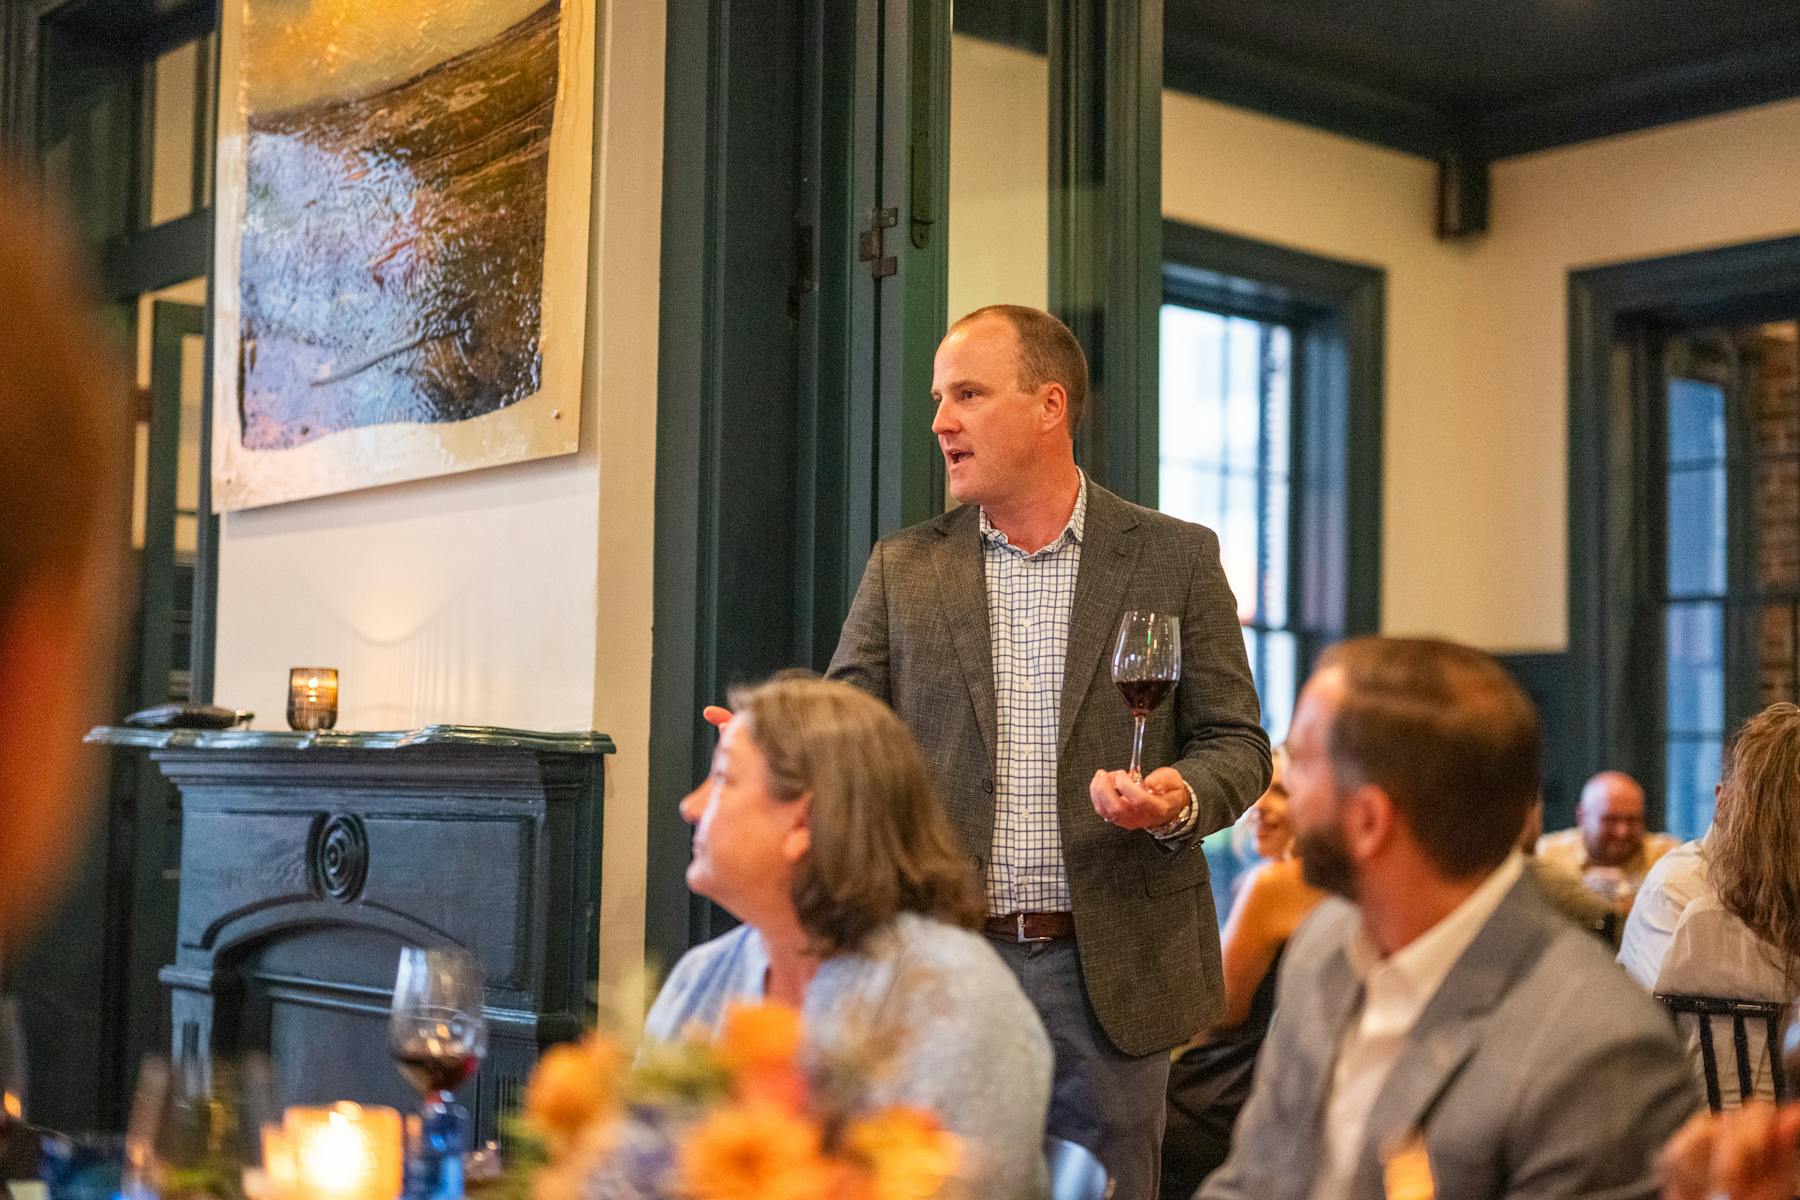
[1159, 306, 1298, 741]
[1663, 374, 1727, 836]
[1157, 223, 1384, 745]
[1658, 325, 1800, 838]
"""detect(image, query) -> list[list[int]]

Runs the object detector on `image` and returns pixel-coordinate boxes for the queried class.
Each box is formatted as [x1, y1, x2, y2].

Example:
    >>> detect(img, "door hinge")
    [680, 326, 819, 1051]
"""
[787, 222, 815, 319]
[858, 206, 898, 280]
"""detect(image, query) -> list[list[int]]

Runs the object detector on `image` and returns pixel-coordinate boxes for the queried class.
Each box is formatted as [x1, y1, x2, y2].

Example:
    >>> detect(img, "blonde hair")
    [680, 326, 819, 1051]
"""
[727, 674, 983, 955]
[1709, 702, 1800, 978]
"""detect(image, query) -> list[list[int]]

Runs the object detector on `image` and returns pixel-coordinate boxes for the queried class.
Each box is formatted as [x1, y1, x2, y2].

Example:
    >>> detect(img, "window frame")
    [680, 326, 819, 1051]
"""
[1160, 221, 1385, 699]
[1568, 235, 1800, 831]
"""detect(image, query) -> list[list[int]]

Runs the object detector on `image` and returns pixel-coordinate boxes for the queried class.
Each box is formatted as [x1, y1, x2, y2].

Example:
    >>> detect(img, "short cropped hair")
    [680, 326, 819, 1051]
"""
[952, 304, 1090, 435]
[1316, 637, 1541, 880]
[726, 673, 984, 955]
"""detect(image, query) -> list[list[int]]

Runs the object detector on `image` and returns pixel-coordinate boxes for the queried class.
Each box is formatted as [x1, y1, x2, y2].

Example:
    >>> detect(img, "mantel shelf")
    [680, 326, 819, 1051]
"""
[85, 723, 615, 756]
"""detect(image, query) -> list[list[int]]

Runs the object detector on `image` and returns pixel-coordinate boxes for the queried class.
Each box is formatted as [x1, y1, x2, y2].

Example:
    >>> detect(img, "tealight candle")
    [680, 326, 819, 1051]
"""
[284, 1102, 402, 1200]
[258, 1126, 298, 1200]
[287, 668, 340, 731]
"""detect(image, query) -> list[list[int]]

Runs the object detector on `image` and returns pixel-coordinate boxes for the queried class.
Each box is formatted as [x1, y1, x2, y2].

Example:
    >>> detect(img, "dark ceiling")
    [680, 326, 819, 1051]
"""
[957, 0, 1800, 161]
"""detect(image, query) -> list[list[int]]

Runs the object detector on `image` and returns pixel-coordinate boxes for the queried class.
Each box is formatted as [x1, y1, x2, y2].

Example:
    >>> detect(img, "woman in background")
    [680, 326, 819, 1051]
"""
[1644, 703, 1800, 1107]
[1160, 748, 1323, 1199]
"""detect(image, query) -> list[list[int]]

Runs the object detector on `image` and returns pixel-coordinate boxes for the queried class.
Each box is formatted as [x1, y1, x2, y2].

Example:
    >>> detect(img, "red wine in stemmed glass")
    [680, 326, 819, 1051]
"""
[390, 946, 487, 1200]
[392, 1043, 480, 1096]
[1112, 611, 1181, 781]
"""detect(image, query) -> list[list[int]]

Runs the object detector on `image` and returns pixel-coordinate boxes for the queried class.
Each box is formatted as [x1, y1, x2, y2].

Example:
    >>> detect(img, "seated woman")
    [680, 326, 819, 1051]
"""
[643, 674, 1052, 1199]
[1160, 748, 1323, 1200]
[1626, 702, 1800, 1107]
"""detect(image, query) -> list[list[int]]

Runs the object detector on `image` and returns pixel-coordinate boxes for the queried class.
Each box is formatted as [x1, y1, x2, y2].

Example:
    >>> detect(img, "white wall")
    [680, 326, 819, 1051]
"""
[1466, 98, 1800, 648]
[1162, 90, 1800, 651]
[948, 37, 1048, 319]
[213, 0, 665, 981]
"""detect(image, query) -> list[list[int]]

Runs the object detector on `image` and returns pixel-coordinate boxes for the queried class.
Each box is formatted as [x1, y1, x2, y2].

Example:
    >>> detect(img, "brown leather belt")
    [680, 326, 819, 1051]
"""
[983, 911, 1076, 943]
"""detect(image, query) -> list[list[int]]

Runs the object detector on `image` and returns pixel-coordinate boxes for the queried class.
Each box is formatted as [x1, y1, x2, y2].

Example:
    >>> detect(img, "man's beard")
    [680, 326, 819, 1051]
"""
[1296, 818, 1358, 900]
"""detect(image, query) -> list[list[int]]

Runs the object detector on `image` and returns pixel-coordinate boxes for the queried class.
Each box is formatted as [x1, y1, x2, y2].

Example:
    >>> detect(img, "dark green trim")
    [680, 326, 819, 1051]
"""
[141, 300, 201, 706]
[652, 0, 827, 962]
[1493, 652, 1577, 828]
[1048, 0, 1161, 506]
[1478, 41, 1800, 160]
[892, 0, 948, 530]
[1567, 234, 1800, 803]
[1161, 29, 1456, 161]
[961, 0, 1800, 164]
[1162, 222, 1384, 640]
[188, 19, 220, 703]
[97, 206, 210, 300]
[648, 0, 740, 966]
[1171, 33, 1800, 164]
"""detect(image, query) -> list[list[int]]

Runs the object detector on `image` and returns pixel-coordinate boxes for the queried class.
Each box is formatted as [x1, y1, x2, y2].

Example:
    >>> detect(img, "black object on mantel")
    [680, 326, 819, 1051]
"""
[85, 724, 614, 1144]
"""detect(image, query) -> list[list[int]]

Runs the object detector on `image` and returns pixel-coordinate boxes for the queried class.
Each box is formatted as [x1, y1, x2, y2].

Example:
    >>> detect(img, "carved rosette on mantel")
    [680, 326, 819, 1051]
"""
[85, 725, 613, 1140]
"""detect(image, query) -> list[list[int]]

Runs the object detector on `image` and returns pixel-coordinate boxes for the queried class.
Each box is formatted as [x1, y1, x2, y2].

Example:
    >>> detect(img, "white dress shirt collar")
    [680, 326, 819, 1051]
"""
[979, 469, 1088, 552]
[1313, 852, 1526, 1200]
[1346, 851, 1527, 997]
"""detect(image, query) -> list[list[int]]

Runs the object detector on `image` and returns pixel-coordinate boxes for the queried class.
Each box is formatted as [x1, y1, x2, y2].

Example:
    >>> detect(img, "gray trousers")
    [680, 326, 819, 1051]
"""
[987, 935, 1172, 1200]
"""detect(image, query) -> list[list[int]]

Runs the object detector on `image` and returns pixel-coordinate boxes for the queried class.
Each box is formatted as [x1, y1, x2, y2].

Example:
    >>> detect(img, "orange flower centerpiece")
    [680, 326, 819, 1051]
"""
[514, 1000, 960, 1200]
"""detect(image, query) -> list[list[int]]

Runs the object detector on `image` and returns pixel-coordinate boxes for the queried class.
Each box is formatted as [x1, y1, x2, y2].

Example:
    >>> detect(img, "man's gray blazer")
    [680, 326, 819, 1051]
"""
[1200, 871, 1701, 1200]
[827, 481, 1271, 1057]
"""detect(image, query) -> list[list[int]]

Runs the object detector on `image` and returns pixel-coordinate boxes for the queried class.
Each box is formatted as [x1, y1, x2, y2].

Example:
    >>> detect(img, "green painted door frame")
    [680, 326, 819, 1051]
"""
[649, 0, 1164, 963]
[1050, 0, 1163, 506]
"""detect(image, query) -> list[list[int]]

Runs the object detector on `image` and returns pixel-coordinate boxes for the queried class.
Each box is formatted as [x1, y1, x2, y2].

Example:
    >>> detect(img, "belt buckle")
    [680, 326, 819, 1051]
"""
[1017, 912, 1051, 944]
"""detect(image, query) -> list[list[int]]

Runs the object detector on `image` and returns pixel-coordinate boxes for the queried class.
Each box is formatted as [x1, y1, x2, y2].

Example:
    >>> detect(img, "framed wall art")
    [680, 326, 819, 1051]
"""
[211, 0, 594, 509]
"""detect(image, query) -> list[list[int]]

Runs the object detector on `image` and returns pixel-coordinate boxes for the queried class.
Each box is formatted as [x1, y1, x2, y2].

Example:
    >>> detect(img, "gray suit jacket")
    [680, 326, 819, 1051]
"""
[1200, 872, 1701, 1200]
[827, 481, 1271, 1056]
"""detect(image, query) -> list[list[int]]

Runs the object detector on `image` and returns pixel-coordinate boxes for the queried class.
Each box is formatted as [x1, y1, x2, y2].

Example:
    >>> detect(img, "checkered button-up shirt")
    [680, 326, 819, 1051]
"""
[981, 473, 1089, 915]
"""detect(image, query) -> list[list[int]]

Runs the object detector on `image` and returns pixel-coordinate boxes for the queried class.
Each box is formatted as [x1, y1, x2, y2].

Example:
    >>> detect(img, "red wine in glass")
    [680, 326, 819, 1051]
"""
[1117, 678, 1175, 717]
[1112, 611, 1181, 781]
[392, 1039, 480, 1095]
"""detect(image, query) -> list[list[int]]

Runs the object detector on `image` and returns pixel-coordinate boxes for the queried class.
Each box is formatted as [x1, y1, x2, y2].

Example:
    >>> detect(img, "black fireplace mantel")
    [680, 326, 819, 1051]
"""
[86, 724, 614, 1138]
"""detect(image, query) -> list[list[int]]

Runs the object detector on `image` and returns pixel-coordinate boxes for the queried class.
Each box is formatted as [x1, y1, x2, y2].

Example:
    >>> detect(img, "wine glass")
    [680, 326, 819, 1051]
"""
[1111, 611, 1181, 781]
[390, 947, 486, 1200]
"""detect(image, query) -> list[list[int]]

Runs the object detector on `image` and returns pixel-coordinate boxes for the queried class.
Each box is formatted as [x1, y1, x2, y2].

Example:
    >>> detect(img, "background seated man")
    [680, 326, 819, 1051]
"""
[1537, 769, 1680, 908]
[1200, 637, 1697, 1200]
[1518, 797, 1616, 937]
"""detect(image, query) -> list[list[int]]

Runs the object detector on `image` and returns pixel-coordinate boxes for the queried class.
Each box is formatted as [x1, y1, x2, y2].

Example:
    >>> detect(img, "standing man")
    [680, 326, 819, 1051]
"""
[1201, 638, 1696, 1200]
[828, 305, 1270, 1198]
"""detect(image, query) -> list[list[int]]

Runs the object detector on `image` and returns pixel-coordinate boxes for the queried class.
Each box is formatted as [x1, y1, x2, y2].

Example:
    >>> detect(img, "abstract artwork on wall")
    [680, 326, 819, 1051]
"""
[211, 0, 594, 509]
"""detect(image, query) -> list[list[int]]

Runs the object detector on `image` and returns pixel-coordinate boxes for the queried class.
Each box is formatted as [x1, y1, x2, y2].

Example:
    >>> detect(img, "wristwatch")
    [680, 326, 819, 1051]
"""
[1147, 781, 1199, 840]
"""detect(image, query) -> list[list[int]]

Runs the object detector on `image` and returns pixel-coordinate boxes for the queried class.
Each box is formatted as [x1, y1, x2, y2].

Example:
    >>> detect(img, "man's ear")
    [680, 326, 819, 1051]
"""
[1038, 381, 1069, 433]
[1343, 783, 1397, 863]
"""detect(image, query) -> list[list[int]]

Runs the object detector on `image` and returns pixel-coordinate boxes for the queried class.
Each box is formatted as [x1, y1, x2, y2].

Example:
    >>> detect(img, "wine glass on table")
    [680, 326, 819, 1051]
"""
[1111, 611, 1181, 783]
[390, 947, 486, 1200]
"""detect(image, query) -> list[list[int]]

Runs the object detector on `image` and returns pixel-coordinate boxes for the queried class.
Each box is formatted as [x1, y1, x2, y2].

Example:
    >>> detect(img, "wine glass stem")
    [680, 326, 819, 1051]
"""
[1129, 714, 1147, 782]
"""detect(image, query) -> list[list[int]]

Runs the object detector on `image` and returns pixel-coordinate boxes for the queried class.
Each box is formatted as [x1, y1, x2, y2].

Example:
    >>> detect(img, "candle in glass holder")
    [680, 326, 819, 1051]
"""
[256, 1126, 298, 1200]
[287, 668, 340, 731]
[284, 1103, 401, 1200]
